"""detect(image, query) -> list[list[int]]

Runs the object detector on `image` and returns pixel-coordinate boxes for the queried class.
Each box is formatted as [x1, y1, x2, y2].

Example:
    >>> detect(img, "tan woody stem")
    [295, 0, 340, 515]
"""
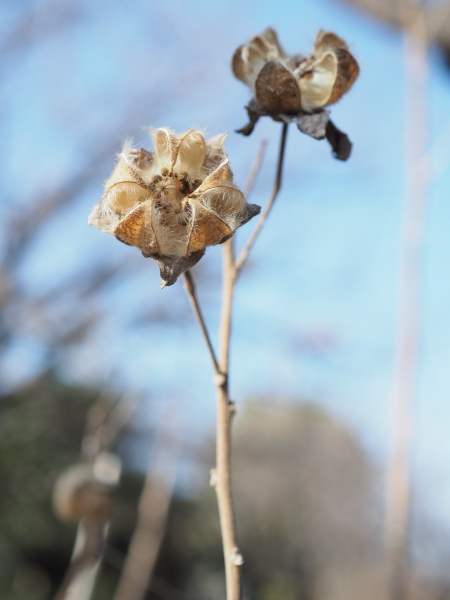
[183, 270, 221, 376]
[183, 125, 288, 600]
[211, 237, 242, 600]
[235, 123, 288, 274]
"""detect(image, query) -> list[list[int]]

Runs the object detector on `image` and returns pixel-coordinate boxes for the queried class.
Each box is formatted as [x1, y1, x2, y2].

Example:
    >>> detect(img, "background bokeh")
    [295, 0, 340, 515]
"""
[2, 0, 450, 598]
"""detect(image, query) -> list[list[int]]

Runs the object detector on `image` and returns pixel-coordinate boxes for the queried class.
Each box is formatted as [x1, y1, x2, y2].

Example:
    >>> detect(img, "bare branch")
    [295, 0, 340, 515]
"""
[243, 139, 268, 199]
[235, 123, 289, 275]
[183, 270, 221, 376]
[112, 411, 182, 600]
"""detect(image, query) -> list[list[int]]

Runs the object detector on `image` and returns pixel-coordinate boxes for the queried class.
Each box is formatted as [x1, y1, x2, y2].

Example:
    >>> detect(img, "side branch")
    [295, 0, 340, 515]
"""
[212, 238, 243, 600]
[182, 134, 286, 600]
[183, 270, 221, 376]
[244, 139, 268, 198]
[235, 123, 289, 274]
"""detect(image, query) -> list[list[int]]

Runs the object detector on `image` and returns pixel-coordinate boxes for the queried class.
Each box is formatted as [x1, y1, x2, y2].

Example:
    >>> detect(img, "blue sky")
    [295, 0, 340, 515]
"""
[3, 0, 450, 527]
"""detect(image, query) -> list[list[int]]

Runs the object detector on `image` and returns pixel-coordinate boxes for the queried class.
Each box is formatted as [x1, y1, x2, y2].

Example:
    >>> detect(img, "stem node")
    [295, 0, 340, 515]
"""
[229, 548, 244, 567]
[213, 372, 228, 388]
[209, 468, 219, 488]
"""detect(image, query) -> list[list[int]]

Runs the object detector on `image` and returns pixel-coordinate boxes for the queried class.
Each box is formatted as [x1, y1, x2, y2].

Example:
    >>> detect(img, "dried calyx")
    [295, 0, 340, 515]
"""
[89, 128, 260, 287]
[232, 28, 359, 160]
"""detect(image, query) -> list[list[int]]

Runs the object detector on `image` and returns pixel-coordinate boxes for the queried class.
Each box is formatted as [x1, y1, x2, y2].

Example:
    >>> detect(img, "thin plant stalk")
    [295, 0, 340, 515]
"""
[54, 396, 129, 600]
[112, 412, 181, 600]
[184, 125, 288, 600]
[385, 6, 428, 600]
[235, 123, 288, 274]
[54, 520, 109, 600]
[183, 270, 221, 375]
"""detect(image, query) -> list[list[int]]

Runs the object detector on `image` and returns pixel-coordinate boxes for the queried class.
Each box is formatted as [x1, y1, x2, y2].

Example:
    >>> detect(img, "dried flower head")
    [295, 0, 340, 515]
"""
[52, 463, 117, 522]
[89, 128, 260, 287]
[232, 28, 359, 160]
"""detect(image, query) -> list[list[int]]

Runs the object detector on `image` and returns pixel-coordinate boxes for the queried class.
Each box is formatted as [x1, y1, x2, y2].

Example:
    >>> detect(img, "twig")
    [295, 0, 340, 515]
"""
[54, 519, 109, 600]
[112, 408, 181, 600]
[54, 394, 125, 600]
[183, 270, 221, 376]
[105, 546, 191, 600]
[235, 123, 288, 275]
[243, 139, 268, 198]
[182, 126, 288, 600]
[210, 237, 242, 600]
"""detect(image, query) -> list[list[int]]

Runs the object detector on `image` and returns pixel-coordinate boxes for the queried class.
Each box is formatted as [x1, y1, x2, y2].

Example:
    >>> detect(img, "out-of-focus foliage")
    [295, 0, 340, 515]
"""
[339, 0, 450, 64]
[3, 376, 450, 599]
[0, 373, 142, 600]
[2, 373, 379, 600]
[159, 402, 382, 600]
[0, 1, 203, 396]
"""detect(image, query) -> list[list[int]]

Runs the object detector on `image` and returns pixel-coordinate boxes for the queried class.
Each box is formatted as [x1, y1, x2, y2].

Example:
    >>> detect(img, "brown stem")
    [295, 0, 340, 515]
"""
[235, 123, 289, 275]
[243, 139, 267, 199]
[182, 127, 288, 600]
[183, 270, 221, 376]
[211, 238, 241, 600]
[212, 126, 287, 599]
[112, 414, 181, 600]
[54, 519, 109, 600]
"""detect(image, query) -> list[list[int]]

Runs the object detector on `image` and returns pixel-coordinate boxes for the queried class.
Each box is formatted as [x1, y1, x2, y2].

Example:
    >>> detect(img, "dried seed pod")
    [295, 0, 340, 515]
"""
[233, 27, 358, 114]
[89, 128, 260, 286]
[53, 466, 112, 522]
[232, 28, 359, 160]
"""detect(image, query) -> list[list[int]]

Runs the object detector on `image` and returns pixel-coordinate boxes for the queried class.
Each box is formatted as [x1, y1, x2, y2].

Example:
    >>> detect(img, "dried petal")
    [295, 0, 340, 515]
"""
[327, 47, 359, 106]
[114, 202, 161, 256]
[152, 207, 190, 258]
[193, 158, 245, 228]
[296, 52, 337, 112]
[232, 45, 266, 88]
[175, 129, 206, 174]
[196, 159, 233, 192]
[262, 27, 287, 57]
[203, 133, 227, 172]
[198, 186, 245, 225]
[105, 182, 150, 213]
[114, 205, 145, 246]
[103, 150, 151, 213]
[187, 201, 232, 253]
[104, 152, 143, 192]
[314, 30, 349, 53]
[232, 45, 248, 83]
[88, 201, 111, 234]
[255, 60, 302, 114]
[153, 127, 178, 170]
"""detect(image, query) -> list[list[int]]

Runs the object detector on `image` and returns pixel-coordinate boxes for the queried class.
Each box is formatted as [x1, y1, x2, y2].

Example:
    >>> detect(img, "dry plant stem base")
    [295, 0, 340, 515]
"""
[183, 124, 288, 600]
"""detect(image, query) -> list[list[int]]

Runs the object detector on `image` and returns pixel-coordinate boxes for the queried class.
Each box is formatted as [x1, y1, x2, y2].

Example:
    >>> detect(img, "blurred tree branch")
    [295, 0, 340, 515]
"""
[385, 4, 429, 600]
[340, 0, 450, 61]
